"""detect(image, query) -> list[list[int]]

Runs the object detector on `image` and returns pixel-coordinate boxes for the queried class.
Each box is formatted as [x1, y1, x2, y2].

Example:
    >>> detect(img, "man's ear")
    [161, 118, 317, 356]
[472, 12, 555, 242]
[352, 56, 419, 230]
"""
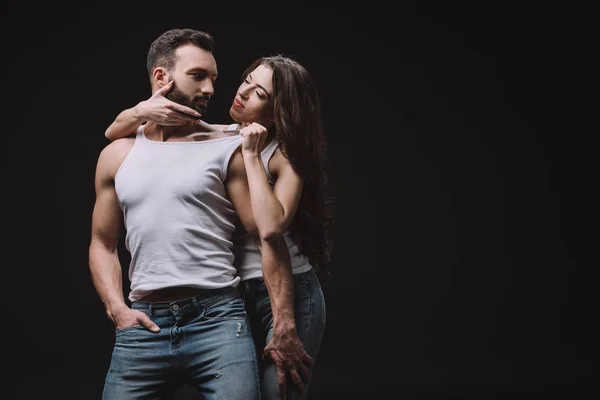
[152, 67, 171, 87]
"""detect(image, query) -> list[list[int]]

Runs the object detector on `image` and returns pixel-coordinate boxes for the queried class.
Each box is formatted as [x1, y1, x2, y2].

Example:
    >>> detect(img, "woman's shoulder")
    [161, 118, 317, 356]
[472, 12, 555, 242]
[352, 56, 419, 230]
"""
[269, 147, 295, 176]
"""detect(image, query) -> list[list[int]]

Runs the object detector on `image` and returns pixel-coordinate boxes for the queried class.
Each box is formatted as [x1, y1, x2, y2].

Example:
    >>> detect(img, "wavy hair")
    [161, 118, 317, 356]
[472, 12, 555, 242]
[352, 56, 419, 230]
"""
[241, 55, 333, 271]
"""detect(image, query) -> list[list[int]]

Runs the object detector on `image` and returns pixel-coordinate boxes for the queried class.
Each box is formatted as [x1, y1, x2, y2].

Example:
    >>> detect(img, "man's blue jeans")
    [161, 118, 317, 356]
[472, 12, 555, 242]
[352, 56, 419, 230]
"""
[242, 269, 326, 400]
[102, 286, 260, 400]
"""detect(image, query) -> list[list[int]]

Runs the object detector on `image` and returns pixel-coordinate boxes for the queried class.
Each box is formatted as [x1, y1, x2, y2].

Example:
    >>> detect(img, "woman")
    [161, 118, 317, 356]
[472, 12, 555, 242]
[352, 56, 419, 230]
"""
[105, 55, 331, 400]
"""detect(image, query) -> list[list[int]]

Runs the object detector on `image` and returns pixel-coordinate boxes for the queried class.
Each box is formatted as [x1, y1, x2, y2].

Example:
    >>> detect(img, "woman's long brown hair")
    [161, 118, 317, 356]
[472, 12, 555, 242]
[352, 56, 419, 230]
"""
[241, 55, 333, 271]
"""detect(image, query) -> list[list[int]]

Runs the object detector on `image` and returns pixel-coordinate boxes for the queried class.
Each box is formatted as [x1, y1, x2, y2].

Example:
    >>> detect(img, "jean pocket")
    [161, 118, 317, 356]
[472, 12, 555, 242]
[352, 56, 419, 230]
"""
[115, 324, 144, 334]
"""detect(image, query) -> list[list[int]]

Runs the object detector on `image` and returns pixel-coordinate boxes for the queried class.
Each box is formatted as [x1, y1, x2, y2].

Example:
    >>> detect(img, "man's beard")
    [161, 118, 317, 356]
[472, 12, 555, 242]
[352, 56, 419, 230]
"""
[166, 80, 210, 118]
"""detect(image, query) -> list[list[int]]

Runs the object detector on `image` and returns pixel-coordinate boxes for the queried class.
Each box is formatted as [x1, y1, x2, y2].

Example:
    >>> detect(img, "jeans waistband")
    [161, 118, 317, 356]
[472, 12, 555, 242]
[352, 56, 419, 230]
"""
[131, 286, 240, 317]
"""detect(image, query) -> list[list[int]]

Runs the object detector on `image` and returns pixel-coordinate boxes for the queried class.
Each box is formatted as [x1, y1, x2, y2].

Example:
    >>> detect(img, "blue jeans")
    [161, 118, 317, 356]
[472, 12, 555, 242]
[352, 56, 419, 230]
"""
[102, 286, 260, 400]
[241, 269, 326, 400]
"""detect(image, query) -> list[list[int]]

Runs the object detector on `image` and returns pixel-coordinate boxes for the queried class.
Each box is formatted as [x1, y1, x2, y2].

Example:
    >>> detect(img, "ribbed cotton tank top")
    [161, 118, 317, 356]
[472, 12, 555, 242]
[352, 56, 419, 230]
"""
[115, 126, 244, 301]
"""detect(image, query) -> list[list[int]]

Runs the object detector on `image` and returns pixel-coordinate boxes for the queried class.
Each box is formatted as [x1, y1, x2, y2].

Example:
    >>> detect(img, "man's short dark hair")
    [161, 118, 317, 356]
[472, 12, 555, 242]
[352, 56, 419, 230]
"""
[146, 28, 215, 78]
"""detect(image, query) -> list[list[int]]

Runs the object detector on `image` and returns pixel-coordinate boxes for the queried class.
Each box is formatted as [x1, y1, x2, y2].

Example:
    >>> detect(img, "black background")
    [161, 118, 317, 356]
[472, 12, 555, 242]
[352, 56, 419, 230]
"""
[0, 1, 593, 399]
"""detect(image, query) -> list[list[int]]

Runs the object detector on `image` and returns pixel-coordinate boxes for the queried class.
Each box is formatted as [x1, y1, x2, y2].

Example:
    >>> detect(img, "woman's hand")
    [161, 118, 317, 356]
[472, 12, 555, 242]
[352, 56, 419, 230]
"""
[135, 80, 203, 126]
[240, 122, 269, 156]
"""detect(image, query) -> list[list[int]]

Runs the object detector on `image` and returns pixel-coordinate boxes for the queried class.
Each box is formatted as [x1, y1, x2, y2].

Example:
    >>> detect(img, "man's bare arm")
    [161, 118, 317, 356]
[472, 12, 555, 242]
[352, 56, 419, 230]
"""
[89, 139, 159, 332]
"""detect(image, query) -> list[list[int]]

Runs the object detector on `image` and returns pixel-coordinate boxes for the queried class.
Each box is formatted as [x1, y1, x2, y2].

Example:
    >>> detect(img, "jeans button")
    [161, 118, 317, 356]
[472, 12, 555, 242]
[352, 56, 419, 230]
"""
[172, 304, 179, 311]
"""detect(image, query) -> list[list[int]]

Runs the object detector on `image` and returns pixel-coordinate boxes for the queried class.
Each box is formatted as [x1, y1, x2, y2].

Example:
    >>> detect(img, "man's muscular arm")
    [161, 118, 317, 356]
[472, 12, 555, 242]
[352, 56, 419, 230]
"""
[89, 139, 159, 332]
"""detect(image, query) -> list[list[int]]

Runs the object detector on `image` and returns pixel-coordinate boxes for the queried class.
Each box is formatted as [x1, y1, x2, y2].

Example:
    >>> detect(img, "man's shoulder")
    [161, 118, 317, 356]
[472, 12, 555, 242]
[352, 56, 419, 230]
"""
[97, 137, 136, 172]
[225, 145, 245, 180]
[101, 137, 135, 156]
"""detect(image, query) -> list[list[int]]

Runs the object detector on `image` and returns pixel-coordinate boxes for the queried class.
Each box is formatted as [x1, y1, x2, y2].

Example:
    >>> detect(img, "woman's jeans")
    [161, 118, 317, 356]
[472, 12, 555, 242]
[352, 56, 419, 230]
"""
[242, 269, 326, 400]
[102, 286, 260, 400]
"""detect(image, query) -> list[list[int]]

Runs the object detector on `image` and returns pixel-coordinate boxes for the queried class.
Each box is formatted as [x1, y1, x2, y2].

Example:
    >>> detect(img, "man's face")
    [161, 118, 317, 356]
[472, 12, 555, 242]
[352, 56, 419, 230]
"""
[165, 44, 218, 117]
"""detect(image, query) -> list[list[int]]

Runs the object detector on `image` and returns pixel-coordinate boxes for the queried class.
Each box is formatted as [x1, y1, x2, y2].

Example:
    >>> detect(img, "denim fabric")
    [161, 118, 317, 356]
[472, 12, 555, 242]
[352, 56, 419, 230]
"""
[102, 286, 260, 400]
[242, 269, 326, 400]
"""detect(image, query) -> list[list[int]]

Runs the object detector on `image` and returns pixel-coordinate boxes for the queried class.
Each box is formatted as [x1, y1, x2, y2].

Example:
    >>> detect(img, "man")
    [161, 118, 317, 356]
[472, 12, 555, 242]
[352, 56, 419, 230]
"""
[89, 28, 309, 399]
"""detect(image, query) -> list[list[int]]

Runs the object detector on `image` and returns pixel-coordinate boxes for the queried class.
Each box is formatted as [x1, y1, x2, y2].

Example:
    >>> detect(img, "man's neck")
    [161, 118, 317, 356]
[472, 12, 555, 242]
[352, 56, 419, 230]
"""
[144, 121, 214, 142]
[143, 121, 230, 143]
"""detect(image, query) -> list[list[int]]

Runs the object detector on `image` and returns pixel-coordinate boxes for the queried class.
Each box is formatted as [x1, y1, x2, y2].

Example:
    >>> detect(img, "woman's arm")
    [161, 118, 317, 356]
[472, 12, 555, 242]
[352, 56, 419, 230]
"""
[225, 148, 312, 394]
[240, 123, 303, 241]
[105, 81, 203, 141]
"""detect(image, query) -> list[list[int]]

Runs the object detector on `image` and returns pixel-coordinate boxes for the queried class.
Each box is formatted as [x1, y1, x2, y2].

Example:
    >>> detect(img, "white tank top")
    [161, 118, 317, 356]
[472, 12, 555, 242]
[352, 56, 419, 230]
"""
[115, 126, 244, 301]
[228, 124, 312, 280]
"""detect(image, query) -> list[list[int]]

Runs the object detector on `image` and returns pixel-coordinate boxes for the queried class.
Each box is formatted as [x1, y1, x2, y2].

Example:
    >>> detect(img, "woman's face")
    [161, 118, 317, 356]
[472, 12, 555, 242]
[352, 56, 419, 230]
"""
[229, 64, 274, 127]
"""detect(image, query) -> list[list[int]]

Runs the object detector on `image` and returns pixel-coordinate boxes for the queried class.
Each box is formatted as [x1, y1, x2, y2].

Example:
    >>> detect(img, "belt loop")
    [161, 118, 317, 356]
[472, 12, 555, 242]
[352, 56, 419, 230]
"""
[148, 303, 154, 319]
[192, 296, 199, 311]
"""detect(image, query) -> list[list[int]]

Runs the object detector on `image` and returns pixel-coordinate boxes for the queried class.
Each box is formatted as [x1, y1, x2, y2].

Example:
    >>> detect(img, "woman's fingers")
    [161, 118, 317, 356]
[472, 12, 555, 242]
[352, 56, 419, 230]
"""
[154, 80, 174, 96]
[168, 103, 202, 118]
